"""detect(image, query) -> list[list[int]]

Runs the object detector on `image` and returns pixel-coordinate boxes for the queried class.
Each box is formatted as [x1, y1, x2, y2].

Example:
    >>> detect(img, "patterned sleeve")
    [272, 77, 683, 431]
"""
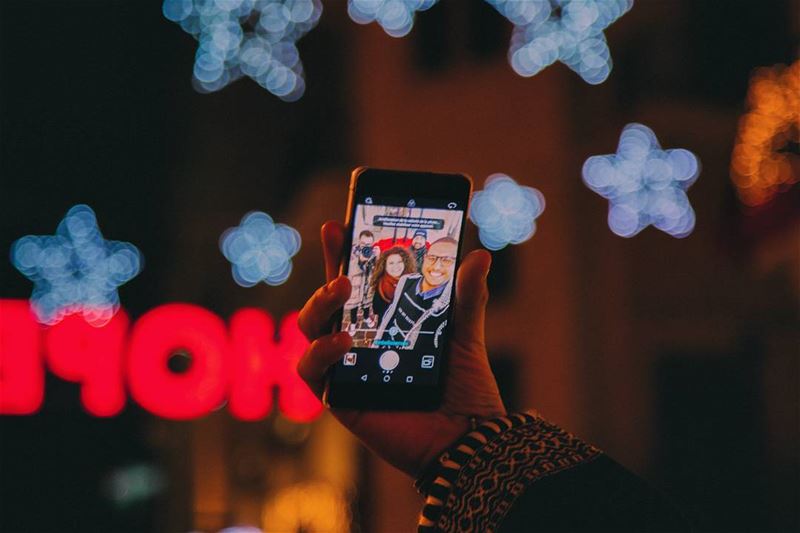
[415, 411, 690, 533]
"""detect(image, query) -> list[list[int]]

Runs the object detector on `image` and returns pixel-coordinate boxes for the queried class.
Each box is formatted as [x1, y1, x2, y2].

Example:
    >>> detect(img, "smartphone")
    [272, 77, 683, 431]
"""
[324, 167, 472, 410]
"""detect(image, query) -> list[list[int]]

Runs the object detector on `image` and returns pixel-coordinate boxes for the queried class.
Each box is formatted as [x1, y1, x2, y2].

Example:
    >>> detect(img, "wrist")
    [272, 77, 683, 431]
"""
[413, 415, 472, 479]
[414, 412, 541, 495]
[414, 408, 506, 479]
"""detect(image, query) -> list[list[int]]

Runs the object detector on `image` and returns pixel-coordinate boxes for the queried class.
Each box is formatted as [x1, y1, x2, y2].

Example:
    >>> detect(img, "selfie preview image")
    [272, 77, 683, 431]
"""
[1, 1, 798, 532]
[343, 204, 463, 351]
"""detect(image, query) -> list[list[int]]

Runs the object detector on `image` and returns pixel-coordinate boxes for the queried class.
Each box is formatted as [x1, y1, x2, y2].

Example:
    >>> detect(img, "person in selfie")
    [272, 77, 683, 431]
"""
[368, 245, 417, 325]
[411, 229, 429, 272]
[374, 237, 458, 353]
[347, 229, 379, 333]
[297, 221, 690, 533]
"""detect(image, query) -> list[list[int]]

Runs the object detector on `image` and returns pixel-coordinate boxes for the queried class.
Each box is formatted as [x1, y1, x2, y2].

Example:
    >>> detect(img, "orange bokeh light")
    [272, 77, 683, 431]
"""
[731, 60, 800, 207]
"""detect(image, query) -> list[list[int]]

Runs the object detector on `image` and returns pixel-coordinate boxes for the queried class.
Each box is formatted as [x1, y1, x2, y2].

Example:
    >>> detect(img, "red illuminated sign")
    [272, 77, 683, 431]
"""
[0, 300, 321, 422]
[46, 310, 129, 417]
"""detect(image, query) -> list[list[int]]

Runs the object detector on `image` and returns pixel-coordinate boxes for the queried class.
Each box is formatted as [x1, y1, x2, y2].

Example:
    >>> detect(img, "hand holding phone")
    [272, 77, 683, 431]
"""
[296, 169, 506, 477]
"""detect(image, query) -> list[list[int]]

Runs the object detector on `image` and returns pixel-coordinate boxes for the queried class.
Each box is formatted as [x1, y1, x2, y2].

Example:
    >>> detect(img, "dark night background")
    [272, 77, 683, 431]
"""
[2, 1, 798, 532]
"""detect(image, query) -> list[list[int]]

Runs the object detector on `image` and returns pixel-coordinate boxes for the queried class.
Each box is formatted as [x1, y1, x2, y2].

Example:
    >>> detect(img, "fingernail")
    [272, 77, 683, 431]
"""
[327, 276, 341, 291]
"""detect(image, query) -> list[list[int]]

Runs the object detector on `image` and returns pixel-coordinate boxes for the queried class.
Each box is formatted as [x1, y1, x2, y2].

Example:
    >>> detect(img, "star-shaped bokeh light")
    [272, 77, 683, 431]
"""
[11, 205, 143, 327]
[488, 0, 633, 85]
[469, 174, 546, 251]
[348, 0, 438, 37]
[162, 0, 322, 100]
[220, 211, 301, 287]
[582, 123, 700, 238]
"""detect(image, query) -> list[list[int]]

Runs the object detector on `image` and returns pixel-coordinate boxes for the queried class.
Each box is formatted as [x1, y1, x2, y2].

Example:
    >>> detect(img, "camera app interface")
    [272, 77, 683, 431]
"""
[337, 198, 464, 386]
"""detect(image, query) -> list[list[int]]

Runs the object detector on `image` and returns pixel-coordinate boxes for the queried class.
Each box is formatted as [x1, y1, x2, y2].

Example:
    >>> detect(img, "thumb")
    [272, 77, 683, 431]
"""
[453, 249, 491, 349]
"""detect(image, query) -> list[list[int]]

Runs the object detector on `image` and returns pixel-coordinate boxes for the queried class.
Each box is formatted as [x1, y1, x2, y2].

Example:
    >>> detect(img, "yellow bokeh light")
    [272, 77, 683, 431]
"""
[731, 60, 800, 207]
[261, 481, 349, 533]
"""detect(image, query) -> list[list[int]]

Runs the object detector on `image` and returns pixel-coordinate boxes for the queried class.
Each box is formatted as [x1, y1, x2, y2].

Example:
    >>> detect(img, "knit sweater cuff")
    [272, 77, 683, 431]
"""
[415, 411, 601, 533]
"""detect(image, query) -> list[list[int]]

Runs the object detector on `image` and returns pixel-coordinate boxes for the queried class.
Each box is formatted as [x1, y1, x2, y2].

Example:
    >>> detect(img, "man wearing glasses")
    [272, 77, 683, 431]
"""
[374, 237, 457, 353]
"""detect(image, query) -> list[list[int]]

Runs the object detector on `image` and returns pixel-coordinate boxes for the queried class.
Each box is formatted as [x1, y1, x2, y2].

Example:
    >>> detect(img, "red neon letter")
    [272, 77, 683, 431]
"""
[0, 300, 43, 415]
[127, 304, 228, 420]
[229, 309, 320, 422]
[45, 310, 129, 416]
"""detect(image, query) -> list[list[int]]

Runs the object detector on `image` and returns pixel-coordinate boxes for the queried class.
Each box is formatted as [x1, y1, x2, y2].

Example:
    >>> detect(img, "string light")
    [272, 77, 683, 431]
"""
[162, 0, 322, 100]
[488, 0, 633, 85]
[731, 60, 800, 207]
[10, 205, 143, 327]
[582, 123, 700, 238]
[348, 0, 438, 37]
[220, 211, 301, 287]
[469, 174, 546, 250]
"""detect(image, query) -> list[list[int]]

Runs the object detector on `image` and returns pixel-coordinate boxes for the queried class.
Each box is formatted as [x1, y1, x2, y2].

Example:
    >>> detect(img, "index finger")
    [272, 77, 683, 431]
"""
[321, 220, 345, 282]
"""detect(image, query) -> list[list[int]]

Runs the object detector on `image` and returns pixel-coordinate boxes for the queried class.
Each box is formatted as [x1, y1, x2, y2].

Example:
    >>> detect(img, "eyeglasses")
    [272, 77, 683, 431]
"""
[424, 254, 456, 267]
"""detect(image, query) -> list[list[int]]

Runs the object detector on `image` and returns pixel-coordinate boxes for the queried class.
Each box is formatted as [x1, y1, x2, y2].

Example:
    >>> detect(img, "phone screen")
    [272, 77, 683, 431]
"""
[334, 196, 465, 389]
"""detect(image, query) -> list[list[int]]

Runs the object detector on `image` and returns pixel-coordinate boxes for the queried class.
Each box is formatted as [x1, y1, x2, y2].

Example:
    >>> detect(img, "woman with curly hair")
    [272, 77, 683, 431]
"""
[369, 245, 417, 325]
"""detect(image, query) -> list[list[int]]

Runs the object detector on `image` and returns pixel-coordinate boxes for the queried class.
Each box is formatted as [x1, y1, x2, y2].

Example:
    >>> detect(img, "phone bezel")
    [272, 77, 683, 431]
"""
[324, 167, 473, 410]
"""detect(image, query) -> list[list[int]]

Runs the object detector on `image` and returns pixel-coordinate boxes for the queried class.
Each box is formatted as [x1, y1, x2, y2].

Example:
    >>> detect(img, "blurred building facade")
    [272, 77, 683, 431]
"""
[1, 1, 798, 532]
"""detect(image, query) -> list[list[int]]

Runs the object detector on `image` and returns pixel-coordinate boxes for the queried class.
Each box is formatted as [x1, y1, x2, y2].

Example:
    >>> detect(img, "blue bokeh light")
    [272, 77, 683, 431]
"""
[10, 205, 143, 327]
[162, 0, 322, 100]
[488, 0, 633, 85]
[469, 174, 546, 251]
[220, 211, 301, 287]
[582, 123, 700, 238]
[348, 0, 438, 38]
